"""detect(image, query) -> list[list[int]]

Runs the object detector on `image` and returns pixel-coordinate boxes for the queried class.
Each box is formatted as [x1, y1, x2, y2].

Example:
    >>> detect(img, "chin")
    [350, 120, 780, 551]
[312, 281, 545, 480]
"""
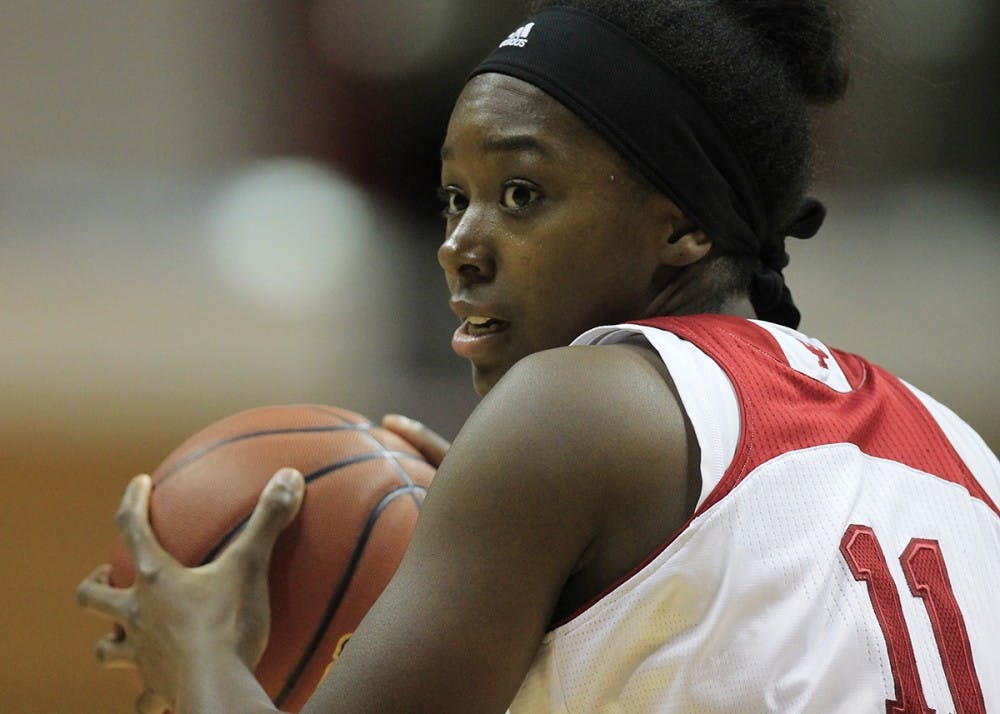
[472, 371, 497, 397]
[471, 363, 507, 397]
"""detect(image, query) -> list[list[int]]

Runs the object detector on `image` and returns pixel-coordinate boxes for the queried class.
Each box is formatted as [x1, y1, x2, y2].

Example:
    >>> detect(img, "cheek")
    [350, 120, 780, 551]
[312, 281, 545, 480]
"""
[567, 230, 637, 292]
[509, 208, 650, 321]
[572, 246, 655, 322]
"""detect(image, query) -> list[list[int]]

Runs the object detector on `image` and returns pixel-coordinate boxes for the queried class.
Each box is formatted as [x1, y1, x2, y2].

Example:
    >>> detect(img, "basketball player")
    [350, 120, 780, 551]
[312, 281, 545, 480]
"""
[77, 1, 1000, 712]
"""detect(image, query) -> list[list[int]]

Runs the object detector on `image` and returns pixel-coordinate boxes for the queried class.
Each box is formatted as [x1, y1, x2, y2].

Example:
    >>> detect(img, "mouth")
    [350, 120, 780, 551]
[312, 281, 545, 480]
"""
[451, 313, 512, 361]
[448, 299, 513, 360]
[463, 315, 511, 337]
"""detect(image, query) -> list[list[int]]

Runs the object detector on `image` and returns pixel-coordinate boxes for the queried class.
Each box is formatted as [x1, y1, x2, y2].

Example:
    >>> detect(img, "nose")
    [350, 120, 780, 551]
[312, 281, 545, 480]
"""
[437, 211, 495, 283]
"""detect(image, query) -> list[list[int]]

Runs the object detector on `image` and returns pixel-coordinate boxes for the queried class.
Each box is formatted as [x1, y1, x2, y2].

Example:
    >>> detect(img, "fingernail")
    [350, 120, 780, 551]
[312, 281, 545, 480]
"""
[275, 468, 301, 488]
[126, 474, 151, 499]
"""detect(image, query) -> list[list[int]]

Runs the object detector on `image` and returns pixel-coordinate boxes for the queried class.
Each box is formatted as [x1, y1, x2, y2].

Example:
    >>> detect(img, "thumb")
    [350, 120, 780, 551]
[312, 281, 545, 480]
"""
[135, 689, 170, 714]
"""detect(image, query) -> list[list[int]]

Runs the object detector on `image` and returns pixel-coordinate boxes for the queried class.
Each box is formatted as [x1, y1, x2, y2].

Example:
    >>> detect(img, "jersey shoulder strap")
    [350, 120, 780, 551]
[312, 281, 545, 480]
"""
[630, 315, 998, 517]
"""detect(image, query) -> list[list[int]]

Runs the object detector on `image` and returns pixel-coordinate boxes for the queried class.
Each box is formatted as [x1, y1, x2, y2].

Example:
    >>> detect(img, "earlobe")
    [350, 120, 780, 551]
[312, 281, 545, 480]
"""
[660, 224, 712, 267]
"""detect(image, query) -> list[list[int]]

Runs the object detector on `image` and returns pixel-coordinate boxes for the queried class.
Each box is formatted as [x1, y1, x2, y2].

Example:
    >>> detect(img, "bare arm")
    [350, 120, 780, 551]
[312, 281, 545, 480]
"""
[78, 343, 691, 713]
[305, 343, 691, 712]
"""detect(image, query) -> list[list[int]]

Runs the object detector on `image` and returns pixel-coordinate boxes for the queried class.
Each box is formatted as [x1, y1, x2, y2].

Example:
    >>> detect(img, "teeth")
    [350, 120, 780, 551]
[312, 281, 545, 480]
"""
[467, 316, 493, 326]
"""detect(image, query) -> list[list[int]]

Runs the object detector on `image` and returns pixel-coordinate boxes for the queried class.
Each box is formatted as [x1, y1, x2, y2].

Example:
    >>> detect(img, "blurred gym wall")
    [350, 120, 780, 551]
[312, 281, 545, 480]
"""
[0, 2, 996, 711]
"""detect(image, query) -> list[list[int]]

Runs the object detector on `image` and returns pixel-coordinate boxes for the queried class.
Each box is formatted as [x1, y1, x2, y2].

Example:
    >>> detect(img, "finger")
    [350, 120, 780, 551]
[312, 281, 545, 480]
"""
[114, 475, 173, 579]
[381, 414, 450, 467]
[83, 562, 112, 586]
[135, 689, 170, 714]
[96, 631, 137, 669]
[77, 564, 131, 621]
[224, 468, 304, 568]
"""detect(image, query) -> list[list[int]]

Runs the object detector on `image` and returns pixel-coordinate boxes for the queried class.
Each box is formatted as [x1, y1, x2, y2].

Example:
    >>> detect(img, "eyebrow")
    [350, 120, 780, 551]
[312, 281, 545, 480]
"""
[440, 134, 551, 161]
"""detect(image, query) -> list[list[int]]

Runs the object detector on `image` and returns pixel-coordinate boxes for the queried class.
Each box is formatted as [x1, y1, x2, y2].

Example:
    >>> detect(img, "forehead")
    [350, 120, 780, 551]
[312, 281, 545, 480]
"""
[443, 73, 616, 163]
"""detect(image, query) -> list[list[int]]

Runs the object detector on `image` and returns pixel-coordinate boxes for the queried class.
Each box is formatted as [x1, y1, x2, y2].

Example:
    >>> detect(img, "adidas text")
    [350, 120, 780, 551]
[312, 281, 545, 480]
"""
[499, 22, 535, 48]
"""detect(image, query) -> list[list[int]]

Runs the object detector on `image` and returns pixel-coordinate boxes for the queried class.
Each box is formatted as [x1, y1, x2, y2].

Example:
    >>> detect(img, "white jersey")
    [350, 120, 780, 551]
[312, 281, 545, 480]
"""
[510, 315, 1000, 713]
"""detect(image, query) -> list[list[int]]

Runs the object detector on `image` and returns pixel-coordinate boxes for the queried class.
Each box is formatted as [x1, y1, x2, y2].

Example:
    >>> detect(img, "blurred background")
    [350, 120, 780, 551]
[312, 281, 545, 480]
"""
[1, 1, 996, 711]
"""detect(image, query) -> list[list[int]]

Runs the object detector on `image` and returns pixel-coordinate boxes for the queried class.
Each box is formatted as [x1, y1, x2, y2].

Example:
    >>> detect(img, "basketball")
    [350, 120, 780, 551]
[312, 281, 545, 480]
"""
[107, 404, 436, 711]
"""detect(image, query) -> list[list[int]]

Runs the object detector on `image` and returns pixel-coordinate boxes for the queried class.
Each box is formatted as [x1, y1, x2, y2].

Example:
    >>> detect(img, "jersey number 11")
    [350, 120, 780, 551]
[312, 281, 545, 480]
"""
[840, 524, 985, 714]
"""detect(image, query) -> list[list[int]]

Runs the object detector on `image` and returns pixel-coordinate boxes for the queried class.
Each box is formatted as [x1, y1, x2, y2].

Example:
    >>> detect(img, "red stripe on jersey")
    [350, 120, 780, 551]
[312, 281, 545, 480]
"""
[550, 316, 997, 631]
[631, 315, 998, 517]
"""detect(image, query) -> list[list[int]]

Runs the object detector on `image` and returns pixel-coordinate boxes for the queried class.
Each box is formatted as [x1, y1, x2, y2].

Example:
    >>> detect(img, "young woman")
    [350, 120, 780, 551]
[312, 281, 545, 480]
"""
[78, 2, 1000, 712]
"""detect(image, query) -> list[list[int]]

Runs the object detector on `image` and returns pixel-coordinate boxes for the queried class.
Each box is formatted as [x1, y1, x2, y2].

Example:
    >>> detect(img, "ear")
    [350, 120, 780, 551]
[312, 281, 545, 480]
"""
[658, 220, 712, 267]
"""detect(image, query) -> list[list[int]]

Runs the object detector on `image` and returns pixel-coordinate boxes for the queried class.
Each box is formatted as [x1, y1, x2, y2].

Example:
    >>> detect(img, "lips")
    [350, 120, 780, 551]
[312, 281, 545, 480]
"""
[449, 301, 512, 359]
[449, 299, 510, 328]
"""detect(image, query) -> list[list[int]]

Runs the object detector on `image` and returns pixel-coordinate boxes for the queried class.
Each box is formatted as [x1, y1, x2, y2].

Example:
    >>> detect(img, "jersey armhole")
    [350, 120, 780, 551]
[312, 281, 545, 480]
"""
[573, 324, 740, 509]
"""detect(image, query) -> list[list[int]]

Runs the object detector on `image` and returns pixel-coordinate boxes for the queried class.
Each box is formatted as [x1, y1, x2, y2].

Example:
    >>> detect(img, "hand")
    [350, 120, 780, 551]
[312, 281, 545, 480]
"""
[381, 414, 450, 468]
[76, 468, 305, 711]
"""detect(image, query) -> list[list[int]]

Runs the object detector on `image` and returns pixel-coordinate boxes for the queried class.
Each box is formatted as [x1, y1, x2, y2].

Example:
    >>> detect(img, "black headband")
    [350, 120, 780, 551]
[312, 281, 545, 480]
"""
[469, 6, 824, 328]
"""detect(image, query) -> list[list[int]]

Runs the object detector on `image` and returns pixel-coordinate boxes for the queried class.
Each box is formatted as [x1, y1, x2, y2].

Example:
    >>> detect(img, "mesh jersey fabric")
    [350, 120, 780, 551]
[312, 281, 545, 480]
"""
[508, 314, 1000, 713]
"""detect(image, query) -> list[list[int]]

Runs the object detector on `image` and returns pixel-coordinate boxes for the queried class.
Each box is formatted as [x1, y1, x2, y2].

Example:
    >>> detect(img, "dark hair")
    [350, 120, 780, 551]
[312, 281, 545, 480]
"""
[526, 0, 849, 311]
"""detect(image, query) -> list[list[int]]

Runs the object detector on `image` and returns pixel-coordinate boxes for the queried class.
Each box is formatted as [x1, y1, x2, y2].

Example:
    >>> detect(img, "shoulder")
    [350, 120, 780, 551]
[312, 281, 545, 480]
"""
[436, 341, 694, 529]
[497, 341, 682, 418]
[442, 342, 699, 613]
[469, 342, 688, 463]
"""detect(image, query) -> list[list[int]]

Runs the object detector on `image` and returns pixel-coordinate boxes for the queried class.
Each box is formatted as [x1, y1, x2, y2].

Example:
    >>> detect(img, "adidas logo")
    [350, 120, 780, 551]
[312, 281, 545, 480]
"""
[499, 22, 535, 48]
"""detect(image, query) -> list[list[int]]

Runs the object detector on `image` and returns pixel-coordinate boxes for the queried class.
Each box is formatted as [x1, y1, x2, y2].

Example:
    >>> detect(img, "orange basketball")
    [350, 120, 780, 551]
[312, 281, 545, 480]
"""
[108, 404, 435, 711]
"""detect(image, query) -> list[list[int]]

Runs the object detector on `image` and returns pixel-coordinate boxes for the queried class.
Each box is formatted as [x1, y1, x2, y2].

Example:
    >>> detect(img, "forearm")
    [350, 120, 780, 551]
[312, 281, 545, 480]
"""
[175, 650, 284, 714]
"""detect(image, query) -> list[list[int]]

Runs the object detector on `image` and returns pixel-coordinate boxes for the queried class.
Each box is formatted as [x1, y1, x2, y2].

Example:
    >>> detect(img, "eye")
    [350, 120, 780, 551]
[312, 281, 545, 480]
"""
[500, 183, 540, 210]
[437, 186, 468, 216]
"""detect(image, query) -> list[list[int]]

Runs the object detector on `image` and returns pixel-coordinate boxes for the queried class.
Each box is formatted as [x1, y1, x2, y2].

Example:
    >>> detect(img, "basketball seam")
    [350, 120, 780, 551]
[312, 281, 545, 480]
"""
[156, 425, 377, 486]
[273, 483, 427, 707]
[306, 405, 370, 427]
[356, 429, 426, 509]
[198, 450, 427, 564]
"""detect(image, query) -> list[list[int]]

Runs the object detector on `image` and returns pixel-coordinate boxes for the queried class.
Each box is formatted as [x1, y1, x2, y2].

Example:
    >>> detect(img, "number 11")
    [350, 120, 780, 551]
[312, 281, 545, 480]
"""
[840, 524, 985, 714]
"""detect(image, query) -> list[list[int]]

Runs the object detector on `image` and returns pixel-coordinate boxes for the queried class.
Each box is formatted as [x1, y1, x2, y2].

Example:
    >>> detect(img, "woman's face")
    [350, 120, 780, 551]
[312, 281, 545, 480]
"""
[439, 73, 672, 395]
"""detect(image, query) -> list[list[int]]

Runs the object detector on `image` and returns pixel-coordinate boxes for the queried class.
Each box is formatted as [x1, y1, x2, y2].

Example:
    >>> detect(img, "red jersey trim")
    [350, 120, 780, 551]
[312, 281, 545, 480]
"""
[551, 316, 998, 630]
[633, 315, 998, 517]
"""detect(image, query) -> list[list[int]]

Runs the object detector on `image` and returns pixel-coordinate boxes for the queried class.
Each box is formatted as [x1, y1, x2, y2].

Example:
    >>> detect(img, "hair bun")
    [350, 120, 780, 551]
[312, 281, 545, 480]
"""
[722, 0, 849, 103]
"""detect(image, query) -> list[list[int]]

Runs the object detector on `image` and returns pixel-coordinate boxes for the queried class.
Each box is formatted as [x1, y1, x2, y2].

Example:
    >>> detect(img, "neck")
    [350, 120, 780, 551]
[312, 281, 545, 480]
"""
[642, 255, 756, 320]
